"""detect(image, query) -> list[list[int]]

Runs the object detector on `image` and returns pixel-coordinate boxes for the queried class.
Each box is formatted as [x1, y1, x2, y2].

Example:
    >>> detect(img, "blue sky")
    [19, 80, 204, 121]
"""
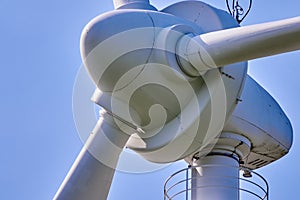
[0, 0, 299, 199]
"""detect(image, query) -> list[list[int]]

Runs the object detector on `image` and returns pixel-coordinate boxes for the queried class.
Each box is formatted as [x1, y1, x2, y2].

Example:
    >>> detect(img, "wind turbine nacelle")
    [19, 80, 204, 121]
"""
[81, 2, 248, 163]
[224, 76, 293, 169]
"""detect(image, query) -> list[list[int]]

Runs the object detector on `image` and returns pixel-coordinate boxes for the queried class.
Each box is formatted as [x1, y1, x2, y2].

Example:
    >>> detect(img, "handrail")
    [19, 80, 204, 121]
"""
[164, 165, 269, 200]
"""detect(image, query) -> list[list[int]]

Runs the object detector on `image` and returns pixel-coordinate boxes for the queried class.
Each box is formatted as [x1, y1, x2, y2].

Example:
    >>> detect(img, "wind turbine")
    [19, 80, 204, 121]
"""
[54, 0, 299, 199]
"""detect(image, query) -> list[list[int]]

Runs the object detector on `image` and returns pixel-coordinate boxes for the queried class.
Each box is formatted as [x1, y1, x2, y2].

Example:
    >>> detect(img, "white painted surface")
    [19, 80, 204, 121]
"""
[113, 0, 156, 10]
[225, 76, 293, 169]
[192, 155, 240, 200]
[54, 112, 131, 200]
[181, 16, 300, 73]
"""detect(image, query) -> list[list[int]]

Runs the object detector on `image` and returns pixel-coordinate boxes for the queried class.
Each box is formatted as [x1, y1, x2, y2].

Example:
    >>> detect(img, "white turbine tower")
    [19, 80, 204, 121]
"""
[54, 0, 299, 199]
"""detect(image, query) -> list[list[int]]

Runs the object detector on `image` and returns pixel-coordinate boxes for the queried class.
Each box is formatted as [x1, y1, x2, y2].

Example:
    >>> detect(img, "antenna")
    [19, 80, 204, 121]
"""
[54, 1, 299, 199]
[226, 0, 253, 23]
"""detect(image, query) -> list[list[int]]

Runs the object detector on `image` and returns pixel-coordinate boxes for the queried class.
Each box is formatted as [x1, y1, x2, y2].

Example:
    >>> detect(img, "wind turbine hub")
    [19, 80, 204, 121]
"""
[82, 2, 248, 163]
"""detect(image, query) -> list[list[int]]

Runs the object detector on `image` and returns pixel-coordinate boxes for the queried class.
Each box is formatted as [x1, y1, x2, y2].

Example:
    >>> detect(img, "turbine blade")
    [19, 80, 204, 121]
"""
[54, 114, 130, 200]
[180, 16, 300, 74]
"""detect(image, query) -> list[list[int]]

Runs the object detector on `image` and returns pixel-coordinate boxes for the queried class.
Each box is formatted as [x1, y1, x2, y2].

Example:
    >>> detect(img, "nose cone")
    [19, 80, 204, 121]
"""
[113, 0, 157, 10]
[80, 10, 156, 92]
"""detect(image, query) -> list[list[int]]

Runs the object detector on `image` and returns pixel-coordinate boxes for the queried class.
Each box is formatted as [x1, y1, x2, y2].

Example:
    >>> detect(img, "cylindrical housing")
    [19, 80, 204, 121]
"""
[192, 155, 240, 200]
